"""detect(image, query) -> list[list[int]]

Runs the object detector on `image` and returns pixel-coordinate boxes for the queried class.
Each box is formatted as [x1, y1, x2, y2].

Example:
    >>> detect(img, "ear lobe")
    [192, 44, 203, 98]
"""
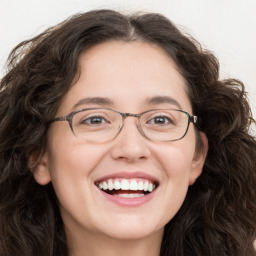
[189, 132, 208, 185]
[29, 150, 51, 185]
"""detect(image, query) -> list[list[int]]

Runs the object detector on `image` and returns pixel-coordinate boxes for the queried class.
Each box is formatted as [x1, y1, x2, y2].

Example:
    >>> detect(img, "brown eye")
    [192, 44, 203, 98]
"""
[147, 115, 174, 125]
[81, 116, 108, 125]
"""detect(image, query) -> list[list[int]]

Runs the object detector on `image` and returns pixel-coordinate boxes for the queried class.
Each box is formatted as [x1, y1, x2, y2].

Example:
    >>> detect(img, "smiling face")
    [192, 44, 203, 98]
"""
[34, 41, 207, 248]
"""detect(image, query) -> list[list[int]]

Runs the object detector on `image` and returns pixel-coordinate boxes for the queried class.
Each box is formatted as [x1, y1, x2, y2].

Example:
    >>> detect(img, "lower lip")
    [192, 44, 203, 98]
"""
[97, 187, 157, 207]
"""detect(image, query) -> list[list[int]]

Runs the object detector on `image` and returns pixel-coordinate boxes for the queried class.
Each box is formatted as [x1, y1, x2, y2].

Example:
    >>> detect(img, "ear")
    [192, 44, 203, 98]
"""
[189, 132, 208, 185]
[29, 150, 52, 185]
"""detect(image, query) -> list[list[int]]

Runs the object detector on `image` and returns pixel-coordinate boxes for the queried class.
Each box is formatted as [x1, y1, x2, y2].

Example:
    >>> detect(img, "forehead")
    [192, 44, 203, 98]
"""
[58, 41, 191, 114]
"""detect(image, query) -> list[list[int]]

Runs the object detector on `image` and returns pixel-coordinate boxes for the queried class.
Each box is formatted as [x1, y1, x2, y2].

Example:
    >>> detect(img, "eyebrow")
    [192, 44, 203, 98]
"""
[145, 96, 182, 109]
[73, 97, 114, 109]
[72, 95, 182, 110]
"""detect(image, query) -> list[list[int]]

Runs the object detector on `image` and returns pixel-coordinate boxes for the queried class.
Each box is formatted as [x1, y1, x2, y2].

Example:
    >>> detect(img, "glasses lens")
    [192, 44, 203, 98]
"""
[72, 109, 122, 142]
[140, 109, 189, 141]
[70, 108, 190, 142]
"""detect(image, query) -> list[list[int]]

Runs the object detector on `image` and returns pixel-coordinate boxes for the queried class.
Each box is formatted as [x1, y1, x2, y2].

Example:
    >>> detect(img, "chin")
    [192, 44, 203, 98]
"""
[93, 215, 165, 241]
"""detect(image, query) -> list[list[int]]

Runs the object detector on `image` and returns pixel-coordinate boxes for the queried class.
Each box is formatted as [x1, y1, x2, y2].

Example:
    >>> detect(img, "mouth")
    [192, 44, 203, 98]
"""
[95, 178, 158, 198]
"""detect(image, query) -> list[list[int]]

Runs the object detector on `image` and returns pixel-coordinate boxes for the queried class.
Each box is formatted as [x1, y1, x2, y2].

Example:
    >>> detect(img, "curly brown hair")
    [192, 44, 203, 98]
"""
[0, 9, 255, 256]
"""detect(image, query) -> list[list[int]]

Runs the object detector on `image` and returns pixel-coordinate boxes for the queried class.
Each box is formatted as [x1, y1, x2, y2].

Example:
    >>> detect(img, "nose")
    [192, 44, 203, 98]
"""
[110, 117, 151, 162]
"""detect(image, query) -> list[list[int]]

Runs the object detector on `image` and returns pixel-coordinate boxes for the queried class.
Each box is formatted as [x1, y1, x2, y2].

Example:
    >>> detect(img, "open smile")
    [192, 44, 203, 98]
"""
[94, 172, 159, 206]
[96, 178, 158, 198]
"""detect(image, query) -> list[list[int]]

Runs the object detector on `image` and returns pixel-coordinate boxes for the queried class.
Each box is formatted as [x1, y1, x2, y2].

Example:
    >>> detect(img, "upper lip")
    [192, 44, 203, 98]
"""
[94, 171, 159, 184]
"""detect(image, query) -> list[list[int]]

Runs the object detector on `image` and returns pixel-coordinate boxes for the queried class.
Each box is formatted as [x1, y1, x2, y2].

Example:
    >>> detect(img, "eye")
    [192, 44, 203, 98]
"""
[81, 115, 109, 125]
[147, 115, 174, 125]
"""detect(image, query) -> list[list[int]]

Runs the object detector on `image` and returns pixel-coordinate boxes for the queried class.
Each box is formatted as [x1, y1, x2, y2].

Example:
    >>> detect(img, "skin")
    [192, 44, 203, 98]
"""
[33, 41, 208, 256]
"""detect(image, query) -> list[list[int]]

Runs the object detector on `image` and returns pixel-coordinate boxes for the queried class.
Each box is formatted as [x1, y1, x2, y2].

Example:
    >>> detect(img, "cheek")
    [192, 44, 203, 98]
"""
[153, 139, 196, 212]
[160, 148, 193, 201]
[156, 140, 195, 178]
[48, 142, 107, 182]
[46, 137, 113, 209]
[47, 123, 107, 178]
[46, 141, 108, 221]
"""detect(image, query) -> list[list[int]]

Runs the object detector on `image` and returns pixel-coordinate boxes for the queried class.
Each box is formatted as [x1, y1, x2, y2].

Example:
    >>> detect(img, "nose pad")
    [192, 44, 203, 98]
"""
[110, 118, 151, 162]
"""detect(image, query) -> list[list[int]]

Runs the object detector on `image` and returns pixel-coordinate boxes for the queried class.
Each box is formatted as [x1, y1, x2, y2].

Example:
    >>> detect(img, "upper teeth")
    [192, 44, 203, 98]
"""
[97, 179, 155, 192]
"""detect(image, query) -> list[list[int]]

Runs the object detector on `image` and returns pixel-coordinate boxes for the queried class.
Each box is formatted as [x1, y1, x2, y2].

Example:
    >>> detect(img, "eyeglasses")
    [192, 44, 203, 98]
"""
[50, 108, 200, 143]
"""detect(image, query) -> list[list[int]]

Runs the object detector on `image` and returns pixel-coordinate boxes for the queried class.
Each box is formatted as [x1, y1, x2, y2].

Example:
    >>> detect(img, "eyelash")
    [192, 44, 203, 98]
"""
[147, 115, 174, 125]
[81, 116, 109, 125]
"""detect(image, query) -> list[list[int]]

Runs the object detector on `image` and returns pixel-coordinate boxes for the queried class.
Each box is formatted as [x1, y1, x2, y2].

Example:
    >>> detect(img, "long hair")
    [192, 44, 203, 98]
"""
[0, 9, 255, 256]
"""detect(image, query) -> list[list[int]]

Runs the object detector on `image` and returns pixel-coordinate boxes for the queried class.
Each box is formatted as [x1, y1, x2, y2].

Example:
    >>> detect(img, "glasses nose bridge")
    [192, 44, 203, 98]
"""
[119, 112, 143, 134]
[121, 112, 142, 126]
[122, 112, 141, 120]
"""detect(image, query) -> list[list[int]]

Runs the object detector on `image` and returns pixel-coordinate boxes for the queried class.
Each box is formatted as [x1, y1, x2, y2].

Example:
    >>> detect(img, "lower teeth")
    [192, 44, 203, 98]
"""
[114, 193, 145, 198]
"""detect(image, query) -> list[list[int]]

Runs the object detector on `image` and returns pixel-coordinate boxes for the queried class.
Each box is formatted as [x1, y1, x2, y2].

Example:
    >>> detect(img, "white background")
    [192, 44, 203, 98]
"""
[0, 0, 255, 118]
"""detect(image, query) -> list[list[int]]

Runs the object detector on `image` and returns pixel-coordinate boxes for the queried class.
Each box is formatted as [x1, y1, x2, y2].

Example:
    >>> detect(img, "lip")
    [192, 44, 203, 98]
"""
[94, 171, 159, 207]
[96, 185, 157, 207]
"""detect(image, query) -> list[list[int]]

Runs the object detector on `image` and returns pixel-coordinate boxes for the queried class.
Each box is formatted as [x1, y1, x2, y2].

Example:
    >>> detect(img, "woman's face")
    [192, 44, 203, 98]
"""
[34, 41, 207, 242]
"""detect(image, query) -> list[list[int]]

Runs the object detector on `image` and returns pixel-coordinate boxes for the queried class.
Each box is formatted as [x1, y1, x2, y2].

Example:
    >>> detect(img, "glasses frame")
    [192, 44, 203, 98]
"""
[50, 108, 201, 142]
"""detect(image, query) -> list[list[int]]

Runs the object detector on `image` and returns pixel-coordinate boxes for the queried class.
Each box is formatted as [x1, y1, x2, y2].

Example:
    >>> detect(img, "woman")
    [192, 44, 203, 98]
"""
[0, 9, 255, 256]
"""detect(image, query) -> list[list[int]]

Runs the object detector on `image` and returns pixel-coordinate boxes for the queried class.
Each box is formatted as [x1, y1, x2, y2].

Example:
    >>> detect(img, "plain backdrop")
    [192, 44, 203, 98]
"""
[0, 0, 255, 120]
